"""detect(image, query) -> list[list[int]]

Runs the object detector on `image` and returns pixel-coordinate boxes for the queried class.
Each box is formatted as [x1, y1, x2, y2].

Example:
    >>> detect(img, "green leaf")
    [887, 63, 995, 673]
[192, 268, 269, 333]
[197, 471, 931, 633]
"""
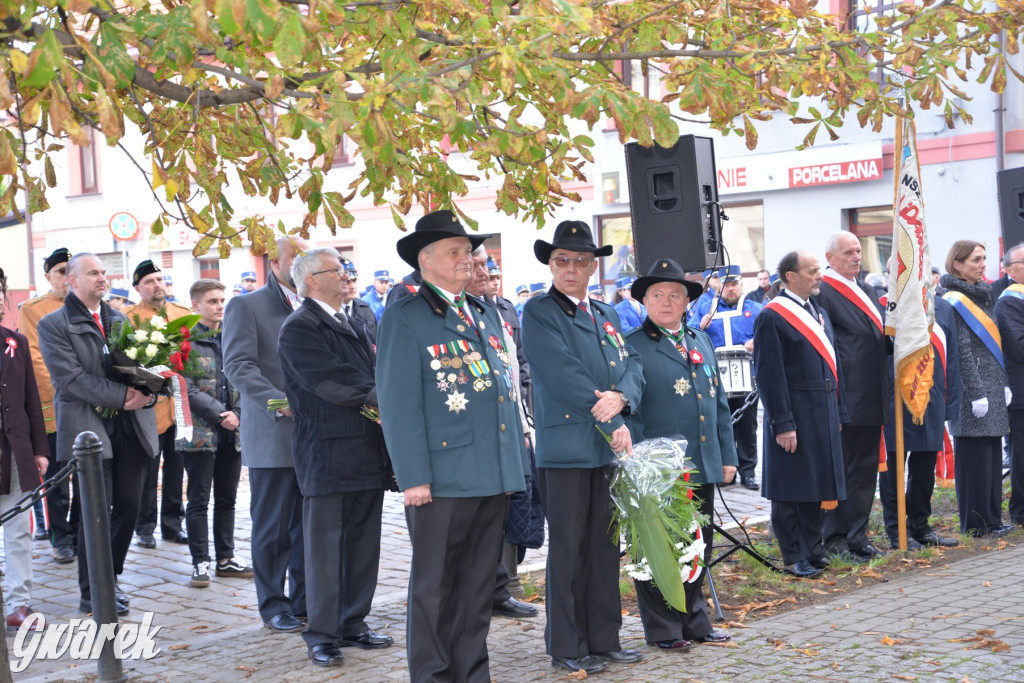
[246, 0, 279, 41]
[97, 23, 136, 88]
[215, 0, 241, 37]
[273, 11, 306, 68]
[22, 29, 63, 89]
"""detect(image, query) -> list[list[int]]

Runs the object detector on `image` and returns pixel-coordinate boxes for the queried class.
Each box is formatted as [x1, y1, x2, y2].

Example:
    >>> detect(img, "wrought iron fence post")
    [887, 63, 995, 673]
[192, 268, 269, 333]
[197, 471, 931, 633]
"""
[75, 431, 126, 683]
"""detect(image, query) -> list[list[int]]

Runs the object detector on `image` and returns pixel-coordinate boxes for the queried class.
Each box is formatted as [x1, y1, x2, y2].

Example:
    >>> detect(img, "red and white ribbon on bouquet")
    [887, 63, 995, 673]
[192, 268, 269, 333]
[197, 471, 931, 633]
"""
[4, 337, 16, 358]
[152, 364, 193, 442]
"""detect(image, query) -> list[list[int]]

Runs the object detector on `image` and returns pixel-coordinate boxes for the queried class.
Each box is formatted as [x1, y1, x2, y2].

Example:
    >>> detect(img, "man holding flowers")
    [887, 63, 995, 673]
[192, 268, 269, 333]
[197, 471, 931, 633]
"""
[125, 259, 193, 548]
[624, 258, 737, 650]
[37, 253, 159, 615]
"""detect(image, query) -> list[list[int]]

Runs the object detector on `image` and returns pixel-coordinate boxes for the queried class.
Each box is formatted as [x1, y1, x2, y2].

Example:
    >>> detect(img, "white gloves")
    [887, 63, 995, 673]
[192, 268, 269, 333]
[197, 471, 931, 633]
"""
[972, 397, 989, 418]
[1006, 387, 1013, 405]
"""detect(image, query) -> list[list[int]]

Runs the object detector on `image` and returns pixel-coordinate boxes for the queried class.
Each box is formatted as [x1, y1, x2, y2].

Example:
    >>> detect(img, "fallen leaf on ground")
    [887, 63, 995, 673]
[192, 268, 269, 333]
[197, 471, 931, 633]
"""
[188, 624, 209, 631]
[860, 569, 884, 580]
[564, 669, 588, 680]
[982, 581, 991, 587]
[168, 644, 191, 651]
[880, 635, 903, 645]
[893, 675, 917, 681]
[977, 629, 996, 637]
[724, 621, 750, 629]
[236, 666, 256, 672]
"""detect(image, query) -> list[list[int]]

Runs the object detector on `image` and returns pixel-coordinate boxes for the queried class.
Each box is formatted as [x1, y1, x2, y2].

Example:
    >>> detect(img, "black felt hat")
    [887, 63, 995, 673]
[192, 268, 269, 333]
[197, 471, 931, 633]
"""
[533, 220, 613, 265]
[43, 247, 71, 274]
[396, 210, 488, 270]
[631, 258, 704, 301]
[132, 259, 162, 287]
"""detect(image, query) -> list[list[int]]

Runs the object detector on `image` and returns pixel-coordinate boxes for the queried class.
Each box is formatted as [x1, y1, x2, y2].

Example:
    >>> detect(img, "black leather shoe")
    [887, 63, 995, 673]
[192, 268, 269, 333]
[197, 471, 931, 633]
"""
[551, 656, 608, 674]
[309, 643, 344, 667]
[889, 537, 923, 551]
[741, 476, 760, 491]
[808, 555, 831, 570]
[137, 533, 156, 549]
[33, 527, 49, 541]
[339, 630, 393, 649]
[493, 597, 538, 618]
[162, 530, 189, 544]
[52, 546, 76, 564]
[697, 630, 732, 643]
[827, 549, 868, 565]
[264, 612, 305, 633]
[984, 524, 1014, 537]
[651, 638, 692, 650]
[850, 543, 885, 559]
[79, 598, 129, 617]
[915, 533, 957, 547]
[782, 560, 823, 578]
[593, 649, 643, 664]
[114, 583, 129, 609]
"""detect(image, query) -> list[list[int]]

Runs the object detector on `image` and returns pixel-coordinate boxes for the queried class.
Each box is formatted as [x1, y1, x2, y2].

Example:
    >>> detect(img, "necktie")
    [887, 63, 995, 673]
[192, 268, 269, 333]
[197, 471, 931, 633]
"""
[345, 304, 352, 317]
[578, 301, 595, 323]
[334, 312, 348, 326]
[454, 295, 473, 327]
[92, 312, 104, 336]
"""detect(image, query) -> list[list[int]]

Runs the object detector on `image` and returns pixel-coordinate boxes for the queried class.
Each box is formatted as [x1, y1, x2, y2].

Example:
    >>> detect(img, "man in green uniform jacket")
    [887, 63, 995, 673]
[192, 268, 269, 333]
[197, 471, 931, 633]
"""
[376, 209, 529, 683]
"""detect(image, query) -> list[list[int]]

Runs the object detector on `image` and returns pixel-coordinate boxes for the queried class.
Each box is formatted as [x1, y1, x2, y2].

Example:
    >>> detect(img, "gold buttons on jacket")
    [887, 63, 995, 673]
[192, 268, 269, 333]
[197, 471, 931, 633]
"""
[565, 414, 571, 420]
[700, 415, 705, 422]
[500, 424, 506, 432]
[602, 340, 607, 346]
[610, 384, 616, 390]
[692, 372, 697, 378]
[697, 393, 702, 400]
[609, 361, 616, 367]
[498, 396, 505, 404]
[701, 436, 706, 442]
[442, 441, 448, 447]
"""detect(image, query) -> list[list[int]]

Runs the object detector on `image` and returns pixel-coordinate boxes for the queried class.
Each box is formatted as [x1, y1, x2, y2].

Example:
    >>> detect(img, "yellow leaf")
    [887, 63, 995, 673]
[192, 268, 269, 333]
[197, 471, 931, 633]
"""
[164, 178, 179, 201]
[0, 69, 13, 110]
[8, 50, 27, 76]
[152, 159, 166, 190]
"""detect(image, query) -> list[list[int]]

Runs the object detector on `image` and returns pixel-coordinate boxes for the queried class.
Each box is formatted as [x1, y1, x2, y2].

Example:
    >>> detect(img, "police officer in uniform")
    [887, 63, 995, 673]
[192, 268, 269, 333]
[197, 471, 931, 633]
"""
[613, 276, 645, 333]
[625, 258, 737, 650]
[19, 247, 78, 562]
[340, 258, 378, 338]
[376, 209, 529, 683]
[694, 265, 763, 489]
[126, 260, 193, 547]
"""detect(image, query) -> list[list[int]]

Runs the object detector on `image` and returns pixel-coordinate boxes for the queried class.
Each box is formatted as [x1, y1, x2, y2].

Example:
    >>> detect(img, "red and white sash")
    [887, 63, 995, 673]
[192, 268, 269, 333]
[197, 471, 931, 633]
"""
[765, 296, 838, 380]
[822, 268, 884, 335]
[931, 324, 947, 380]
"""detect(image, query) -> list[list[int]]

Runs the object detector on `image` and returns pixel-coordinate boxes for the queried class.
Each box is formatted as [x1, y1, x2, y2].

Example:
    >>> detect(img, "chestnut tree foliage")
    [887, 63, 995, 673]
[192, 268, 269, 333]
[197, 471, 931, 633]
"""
[0, 0, 1021, 256]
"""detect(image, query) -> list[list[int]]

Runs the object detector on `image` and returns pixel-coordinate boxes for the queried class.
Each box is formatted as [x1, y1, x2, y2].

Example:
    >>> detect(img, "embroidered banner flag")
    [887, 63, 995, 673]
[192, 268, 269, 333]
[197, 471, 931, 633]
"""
[884, 117, 934, 425]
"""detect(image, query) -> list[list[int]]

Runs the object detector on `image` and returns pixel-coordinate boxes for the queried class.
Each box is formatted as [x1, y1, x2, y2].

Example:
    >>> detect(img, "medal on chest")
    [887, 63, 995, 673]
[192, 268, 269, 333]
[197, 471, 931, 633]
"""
[602, 322, 628, 361]
[674, 377, 691, 397]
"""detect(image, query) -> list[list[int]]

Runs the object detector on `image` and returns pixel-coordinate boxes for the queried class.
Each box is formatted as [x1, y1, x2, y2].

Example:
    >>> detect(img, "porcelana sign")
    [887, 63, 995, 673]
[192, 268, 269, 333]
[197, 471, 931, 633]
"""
[715, 141, 884, 195]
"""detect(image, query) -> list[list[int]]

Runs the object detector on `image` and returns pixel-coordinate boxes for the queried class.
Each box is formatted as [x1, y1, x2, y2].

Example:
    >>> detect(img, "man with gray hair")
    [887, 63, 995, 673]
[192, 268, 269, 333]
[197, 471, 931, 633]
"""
[37, 253, 158, 614]
[279, 248, 393, 667]
[223, 236, 309, 633]
[995, 242, 1024, 526]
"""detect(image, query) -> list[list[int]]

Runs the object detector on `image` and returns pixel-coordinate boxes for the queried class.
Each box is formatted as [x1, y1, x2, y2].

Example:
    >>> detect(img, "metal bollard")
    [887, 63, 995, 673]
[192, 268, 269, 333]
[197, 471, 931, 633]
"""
[74, 431, 126, 683]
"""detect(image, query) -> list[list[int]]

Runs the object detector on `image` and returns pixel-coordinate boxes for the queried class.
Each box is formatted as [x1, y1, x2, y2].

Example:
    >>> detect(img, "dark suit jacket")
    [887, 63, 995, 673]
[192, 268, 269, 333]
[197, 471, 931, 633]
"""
[222, 271, 296, 468]
[626, 319, 738, 485]
[996, 282, 1024, 411]
[37, 298, 159, 463]
[522, 287, 644, 469]
[349, 298, 378, 339]
[377, 285, 528, 497]
[279, 299, 389, 496]
[753, 291, 847, 503]
[0, 326, 48, 494]
[815, 278, 891, 426]
[990, 274, 1011, 302]
[884, 296, 961, 451]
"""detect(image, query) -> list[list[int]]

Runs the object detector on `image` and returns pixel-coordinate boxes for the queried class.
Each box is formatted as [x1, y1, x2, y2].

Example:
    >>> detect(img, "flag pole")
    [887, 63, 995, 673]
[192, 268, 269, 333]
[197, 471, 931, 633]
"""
[893, 116, 908, 552]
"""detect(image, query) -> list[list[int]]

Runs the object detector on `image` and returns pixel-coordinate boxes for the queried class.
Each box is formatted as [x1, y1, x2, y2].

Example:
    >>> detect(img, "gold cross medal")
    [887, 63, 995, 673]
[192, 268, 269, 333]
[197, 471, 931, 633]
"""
[446, 390, 469, 414]
[674, 377, 691, 397]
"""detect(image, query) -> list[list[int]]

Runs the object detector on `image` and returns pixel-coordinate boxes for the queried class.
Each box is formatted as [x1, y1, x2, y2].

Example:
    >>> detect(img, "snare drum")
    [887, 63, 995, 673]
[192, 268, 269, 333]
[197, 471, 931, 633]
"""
[715, 346, 754, 397]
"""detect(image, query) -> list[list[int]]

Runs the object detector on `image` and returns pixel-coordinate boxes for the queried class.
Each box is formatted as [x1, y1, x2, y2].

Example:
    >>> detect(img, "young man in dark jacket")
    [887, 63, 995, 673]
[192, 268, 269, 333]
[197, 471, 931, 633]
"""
[176, 279, 252, 587]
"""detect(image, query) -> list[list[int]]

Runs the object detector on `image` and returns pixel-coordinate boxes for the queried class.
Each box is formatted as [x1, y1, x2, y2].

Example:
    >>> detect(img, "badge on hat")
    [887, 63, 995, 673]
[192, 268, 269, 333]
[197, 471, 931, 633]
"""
[43, 248, 71, 274]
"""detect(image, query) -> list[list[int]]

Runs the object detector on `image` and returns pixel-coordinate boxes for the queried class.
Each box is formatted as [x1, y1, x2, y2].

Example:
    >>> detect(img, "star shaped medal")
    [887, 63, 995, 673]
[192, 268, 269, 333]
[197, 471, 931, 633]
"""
[674, 377, 691, 397]
[446, 390, 469, 414]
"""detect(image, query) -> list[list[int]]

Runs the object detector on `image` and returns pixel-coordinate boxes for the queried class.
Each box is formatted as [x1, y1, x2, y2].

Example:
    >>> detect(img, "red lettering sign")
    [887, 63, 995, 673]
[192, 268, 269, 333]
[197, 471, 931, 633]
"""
[789, 159, 882, 187]
[717, 167, 748, 190]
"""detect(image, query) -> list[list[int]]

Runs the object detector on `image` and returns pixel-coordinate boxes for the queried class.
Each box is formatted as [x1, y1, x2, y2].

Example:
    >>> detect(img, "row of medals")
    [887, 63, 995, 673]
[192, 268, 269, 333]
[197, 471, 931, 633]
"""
[429, 351, 482, 371]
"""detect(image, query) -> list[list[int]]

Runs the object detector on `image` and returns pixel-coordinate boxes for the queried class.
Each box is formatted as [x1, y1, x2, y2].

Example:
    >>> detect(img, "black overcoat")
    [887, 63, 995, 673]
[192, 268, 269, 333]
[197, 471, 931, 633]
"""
[752, 293, 848, 503]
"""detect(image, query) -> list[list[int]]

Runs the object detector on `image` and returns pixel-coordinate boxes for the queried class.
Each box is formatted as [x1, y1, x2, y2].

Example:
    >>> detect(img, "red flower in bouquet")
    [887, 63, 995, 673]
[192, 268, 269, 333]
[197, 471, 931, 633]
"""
[180, 325, 191, 339]
[180, 340, 192, 357]
[169, 351, 185, 373]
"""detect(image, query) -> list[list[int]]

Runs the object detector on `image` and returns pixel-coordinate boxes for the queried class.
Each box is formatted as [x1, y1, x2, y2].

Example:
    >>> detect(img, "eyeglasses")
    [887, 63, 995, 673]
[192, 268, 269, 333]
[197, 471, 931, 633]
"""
[1007, 260, 1024, 267]
[311, 267, 350, 282]
[551, 255, 594, 269]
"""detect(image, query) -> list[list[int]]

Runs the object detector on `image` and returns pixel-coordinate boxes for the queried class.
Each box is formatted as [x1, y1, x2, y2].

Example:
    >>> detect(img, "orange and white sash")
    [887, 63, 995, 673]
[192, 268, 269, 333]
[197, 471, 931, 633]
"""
[823, 268, 884, 335]
[765, 295, 838, 380]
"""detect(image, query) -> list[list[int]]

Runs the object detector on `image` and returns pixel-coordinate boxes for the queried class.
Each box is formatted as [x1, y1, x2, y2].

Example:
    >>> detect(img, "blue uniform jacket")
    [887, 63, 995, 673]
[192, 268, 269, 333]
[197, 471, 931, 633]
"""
[362, 289, 386, 322]
[691, 295, 762, 348]
[613, 299, 646, 333]
[376, 284, 528, 497]
[522, 288, 644, 469]
[625, 319, 738, 485]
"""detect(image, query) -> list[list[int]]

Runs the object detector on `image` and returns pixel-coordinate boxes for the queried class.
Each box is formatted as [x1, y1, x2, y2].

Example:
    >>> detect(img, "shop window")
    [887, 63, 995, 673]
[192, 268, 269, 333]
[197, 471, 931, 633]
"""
[849, 205, 894, 279]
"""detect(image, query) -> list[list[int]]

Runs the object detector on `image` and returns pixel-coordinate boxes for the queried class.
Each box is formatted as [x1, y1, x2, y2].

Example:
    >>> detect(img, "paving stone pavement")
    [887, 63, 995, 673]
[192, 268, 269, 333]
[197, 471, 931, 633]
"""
[7, 462, 1024, 681]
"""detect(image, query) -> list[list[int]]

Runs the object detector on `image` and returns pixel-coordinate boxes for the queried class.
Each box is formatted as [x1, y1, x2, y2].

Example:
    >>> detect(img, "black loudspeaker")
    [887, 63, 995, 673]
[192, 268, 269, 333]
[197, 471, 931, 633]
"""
[997, 166, 1024, 249]
[624, 135, 723, 274]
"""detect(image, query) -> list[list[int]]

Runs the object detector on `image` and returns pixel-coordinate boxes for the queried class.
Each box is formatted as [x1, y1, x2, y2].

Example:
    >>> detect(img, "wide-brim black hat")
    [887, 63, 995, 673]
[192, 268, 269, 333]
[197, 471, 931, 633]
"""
[632, 258, 704, 301]
[534, 220, 613, 265]
[396, 210, 488, 270]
